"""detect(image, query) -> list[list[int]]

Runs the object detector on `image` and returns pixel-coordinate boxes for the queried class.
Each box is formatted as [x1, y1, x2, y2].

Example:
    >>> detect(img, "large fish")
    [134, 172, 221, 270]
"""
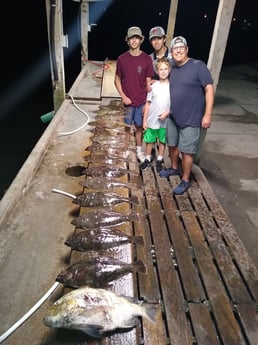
[65, 228, 144, 251]
[52, 189, 139, 207]
[85, 143, 135, 152]
[71, 210, 142, 229]
[43, 286, 157, 338]
[82, 165, 138, 178]
[87, 119, 130, 129]
[84, 156, 131, 166]
[86, 147, 132, 159]
[80, 177, 138, 190]
[56, 257, 146, 288]
[93, 138, 134, 146]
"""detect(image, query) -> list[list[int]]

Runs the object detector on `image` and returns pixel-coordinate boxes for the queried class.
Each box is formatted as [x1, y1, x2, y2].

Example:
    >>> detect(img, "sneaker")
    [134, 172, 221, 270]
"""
[156, 160, 163, 173]
[159, 167, 179, 178]
[140, 159, 152, 170]
[137, 151, 145, 163]
[173, 180, 190, 195]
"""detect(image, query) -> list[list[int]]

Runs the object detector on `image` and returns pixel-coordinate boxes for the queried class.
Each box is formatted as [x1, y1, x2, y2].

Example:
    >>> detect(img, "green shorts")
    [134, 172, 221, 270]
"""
[166, 118, 200, 154]
[143, 127, 166, 144]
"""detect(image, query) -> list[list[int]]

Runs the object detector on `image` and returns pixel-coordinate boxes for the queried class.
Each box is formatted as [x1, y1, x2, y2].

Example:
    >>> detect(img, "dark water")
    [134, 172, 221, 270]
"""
[1, 0, 258, 199]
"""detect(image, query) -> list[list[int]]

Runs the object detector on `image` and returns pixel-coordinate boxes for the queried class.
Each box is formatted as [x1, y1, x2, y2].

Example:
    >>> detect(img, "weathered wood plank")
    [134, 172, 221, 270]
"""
[129, 139, 167, 344]
[182, 211, 246, 345]
[189, 303, 220, 345]
[189, 186, 254, 304]
[101, 60, 120, 98]
[143, 168, 193, 345]
[192, 165, 258, 301]
[158, 175, 206, 302]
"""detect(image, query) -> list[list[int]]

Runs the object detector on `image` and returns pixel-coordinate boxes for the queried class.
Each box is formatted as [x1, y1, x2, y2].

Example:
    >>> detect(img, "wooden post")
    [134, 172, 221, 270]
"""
[45, 0, 66, 112]
[81, 0, 89, 68]
[194, 0, 236, 164]
[166, 0, 178, 45]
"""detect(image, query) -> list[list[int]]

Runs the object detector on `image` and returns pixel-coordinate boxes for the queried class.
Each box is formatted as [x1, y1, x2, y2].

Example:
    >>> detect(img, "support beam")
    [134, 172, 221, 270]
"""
[194, 0, 236, 164]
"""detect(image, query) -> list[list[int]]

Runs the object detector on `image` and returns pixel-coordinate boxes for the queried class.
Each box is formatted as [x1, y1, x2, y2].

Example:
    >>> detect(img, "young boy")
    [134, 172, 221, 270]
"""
[140, 57, 171, 172]
[114, 26, 154, 163]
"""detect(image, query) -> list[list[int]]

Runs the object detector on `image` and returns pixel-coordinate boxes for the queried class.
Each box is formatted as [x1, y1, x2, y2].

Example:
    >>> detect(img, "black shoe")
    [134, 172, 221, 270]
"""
[140, 159, 152, 170]
[156, 160, 163, 173]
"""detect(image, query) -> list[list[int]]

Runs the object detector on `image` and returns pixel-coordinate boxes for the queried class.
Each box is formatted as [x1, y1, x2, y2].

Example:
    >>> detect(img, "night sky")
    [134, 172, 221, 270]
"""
[0, 0, 257, 197]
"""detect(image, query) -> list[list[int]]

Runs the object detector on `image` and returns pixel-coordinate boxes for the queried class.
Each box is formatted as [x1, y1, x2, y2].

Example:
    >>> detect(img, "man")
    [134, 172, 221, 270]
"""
[114, 26, 153, 163]
[149, 26, 174, 78]
[160, 36, 214, 195]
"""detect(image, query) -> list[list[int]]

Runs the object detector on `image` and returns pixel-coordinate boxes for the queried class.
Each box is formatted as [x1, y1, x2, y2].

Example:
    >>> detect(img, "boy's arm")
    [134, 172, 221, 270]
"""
[114, 74, 132, 105]
[142, 101, 150, 130]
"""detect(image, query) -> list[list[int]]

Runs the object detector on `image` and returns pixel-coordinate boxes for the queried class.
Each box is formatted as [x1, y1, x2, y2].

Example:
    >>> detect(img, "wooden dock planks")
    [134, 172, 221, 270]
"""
[51, 61, 258, 345]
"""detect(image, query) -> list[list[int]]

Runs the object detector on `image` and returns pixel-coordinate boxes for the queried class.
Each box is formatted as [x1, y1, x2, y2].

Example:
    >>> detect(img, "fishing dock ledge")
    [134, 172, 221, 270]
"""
[0, 60, 258, 344]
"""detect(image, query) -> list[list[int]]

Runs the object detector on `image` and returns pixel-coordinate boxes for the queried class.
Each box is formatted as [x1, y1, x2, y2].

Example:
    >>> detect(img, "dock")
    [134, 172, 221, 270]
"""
[0, 60, 257, 345]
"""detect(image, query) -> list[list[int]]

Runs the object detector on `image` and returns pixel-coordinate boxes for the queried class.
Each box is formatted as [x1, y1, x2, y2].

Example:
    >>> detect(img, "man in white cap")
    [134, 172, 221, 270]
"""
[160, 36, 214, 195]
[114, 26, 153, 163]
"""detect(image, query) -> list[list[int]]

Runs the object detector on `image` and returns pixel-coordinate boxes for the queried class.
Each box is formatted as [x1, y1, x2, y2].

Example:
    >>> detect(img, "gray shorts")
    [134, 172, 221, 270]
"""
[166, 118, 200, 154]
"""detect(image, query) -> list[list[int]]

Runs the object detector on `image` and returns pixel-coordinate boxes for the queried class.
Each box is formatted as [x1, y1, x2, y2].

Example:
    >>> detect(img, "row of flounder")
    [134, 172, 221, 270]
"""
[44, 111, 157, 339]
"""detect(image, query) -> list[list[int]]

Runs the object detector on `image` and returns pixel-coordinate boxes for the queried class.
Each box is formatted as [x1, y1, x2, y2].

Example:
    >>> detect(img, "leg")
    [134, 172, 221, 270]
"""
[160, 145, 180, 177]
[135, 125, 143, 147]
[181, 152, 193, 182]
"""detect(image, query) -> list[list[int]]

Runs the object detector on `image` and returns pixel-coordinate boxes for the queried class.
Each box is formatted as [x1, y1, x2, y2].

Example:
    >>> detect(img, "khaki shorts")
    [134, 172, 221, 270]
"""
[166, 118, 200, 154]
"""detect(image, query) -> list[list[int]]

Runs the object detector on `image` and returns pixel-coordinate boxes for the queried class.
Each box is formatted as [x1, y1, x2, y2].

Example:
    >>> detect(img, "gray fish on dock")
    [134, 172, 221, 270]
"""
[43, 286, 157, 338]
[84, 156, 130, 166]
[65, 228, 144, 251]
[80, 177, 138, 190]
[87, 120, 130, 128]
[85, 142, 134, 152]
[52, 189, 139, 207]
[82, 165, 138, 178]
[93, 138, 134, 146]
[73, 191, 139, 207]
[71, 210, 142, 229]
[56, 257, 146, 288]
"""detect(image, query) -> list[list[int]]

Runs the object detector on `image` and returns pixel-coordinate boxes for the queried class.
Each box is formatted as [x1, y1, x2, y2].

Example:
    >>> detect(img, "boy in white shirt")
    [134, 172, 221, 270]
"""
[140, 57, 171, 173]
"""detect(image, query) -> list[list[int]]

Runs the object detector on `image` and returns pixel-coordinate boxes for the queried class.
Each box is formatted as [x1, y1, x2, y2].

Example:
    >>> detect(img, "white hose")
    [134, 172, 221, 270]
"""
[52, 188, 76, 199]
[0, 282, 60, 343]
[58, 93, 90, 136]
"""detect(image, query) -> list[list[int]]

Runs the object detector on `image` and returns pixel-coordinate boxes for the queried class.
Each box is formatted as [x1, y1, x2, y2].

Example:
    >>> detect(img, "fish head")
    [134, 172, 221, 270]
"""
[43, 295, 79, 328]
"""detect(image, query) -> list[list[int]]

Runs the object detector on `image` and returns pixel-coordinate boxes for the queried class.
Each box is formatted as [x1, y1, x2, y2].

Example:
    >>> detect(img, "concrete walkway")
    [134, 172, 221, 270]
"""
[199, 61, 258, 267]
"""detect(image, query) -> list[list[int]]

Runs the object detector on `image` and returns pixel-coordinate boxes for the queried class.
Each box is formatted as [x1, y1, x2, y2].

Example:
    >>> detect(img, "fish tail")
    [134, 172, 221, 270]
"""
[133, 236, 145, 246]
[134, 260, 147, 274]
[130, 195, 139, 205]
[142, 302, 159, 323]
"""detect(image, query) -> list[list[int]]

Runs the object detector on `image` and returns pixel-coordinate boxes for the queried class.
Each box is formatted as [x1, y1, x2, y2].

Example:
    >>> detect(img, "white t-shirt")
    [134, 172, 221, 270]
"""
[146, 81, 170, 129]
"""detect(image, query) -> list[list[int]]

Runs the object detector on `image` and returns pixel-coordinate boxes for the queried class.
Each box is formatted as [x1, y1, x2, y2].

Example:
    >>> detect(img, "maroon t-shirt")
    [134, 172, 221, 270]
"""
[116, 51, 153, 107]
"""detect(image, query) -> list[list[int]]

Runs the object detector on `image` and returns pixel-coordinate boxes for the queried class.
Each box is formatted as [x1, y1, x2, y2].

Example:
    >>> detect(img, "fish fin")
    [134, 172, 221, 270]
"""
[141, 302, 159, 323]
[133, 236, 145, 246]
[130, 195, 139, 205]
[80, 324, 104, 339]
[134, 260, 147, 274]
[121, 317, 139, 328]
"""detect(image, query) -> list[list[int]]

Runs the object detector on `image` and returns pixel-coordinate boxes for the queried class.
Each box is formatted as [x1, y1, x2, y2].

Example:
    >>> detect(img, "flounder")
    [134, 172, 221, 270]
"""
[65, 228, 144, 251]
[71, 210, 142, 229]
[56, 257, 146, 288]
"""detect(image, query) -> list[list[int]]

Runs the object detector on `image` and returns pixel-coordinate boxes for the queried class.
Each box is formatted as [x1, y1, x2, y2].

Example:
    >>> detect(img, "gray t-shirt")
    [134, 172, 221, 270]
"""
[170, 58, 213, 127]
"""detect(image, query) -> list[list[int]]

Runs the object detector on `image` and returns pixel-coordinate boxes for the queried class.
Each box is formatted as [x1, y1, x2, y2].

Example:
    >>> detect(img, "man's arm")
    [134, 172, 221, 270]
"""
[202, 84, 214, 128]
